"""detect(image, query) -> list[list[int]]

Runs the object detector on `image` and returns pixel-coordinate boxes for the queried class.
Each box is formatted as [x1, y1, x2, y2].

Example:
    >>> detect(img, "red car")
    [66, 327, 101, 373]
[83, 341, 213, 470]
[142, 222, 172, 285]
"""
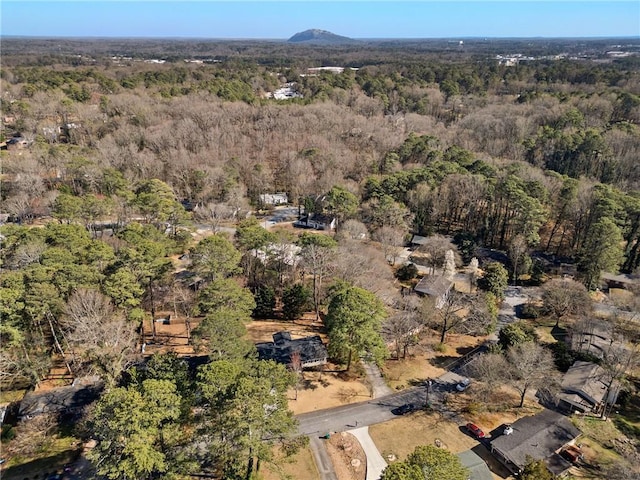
[466, 422, 485, 439]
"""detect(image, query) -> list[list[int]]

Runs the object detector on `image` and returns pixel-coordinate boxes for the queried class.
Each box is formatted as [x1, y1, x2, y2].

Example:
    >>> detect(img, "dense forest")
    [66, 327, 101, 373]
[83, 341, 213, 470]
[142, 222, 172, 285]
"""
[1, 37, 640, 479]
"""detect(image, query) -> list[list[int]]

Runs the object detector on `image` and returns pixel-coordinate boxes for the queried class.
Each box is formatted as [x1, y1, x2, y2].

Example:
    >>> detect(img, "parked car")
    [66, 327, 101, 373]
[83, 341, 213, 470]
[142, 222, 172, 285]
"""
[466, 422, 485, 439]
[391, 403, 417, 415]
[456, 378, 470, 392]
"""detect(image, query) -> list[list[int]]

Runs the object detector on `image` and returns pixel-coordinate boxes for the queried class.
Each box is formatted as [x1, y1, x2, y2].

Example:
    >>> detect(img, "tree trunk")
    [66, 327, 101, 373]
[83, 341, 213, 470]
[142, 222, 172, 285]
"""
[46, 312, 73, 376]
[519, 387, 527, 407]
[346, 349, 353, 372]
[440, 316, 448, 344]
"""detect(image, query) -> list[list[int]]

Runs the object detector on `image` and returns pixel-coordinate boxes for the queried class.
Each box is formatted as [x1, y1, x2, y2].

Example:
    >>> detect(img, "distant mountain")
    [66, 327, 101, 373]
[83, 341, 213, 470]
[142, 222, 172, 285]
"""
[288, 29, 355, 44]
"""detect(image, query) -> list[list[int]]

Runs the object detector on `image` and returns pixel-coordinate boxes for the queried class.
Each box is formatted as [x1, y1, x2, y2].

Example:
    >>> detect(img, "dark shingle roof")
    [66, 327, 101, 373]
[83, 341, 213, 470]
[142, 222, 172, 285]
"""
[256, 332, 327, 367]
[559, 361, 608, 408]
[490, 409, 581, 473]
[19, 378, 104, 419]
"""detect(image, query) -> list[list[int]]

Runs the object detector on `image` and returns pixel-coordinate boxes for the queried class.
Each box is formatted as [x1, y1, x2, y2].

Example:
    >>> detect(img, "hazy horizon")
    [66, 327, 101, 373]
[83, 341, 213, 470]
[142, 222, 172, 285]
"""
[2, 1, 639, 39]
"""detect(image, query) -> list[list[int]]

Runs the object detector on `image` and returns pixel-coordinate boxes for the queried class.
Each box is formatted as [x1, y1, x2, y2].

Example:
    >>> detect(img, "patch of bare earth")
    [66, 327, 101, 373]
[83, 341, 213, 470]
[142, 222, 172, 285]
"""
[141, 312, 201, 356]
[382, 333, 487, 391]
[325, 431, 366, 480]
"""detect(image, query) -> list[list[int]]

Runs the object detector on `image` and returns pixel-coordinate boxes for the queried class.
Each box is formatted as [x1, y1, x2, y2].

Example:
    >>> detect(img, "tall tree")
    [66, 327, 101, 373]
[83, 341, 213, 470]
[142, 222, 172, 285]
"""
[477, 262, 509, 300]
[88, 379, 184, 480]
[325, 284, 387, 370]
[506, 341, 557, 407]
[508, 234, 530, 286]
[324, 185, 359, 229]
[298, 233, 337, 320]
[196, 359, 297, 479]
[380, 444, 468, 480]
[190, 234, 242, 283]
[577, 216, 624, 290]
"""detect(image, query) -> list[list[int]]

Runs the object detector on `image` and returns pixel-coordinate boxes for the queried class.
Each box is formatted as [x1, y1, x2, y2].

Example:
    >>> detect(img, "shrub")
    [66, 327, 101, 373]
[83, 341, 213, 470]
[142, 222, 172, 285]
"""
[395, 263, 418, 281]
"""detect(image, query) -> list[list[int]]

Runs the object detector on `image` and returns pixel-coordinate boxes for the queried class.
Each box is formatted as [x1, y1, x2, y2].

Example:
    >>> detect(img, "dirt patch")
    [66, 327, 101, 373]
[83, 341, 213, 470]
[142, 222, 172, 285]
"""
[325, 431, 366, 480]
[288, 368, 372, 415]
[382, 333, 487, 391]
[141, 313, 200, 356]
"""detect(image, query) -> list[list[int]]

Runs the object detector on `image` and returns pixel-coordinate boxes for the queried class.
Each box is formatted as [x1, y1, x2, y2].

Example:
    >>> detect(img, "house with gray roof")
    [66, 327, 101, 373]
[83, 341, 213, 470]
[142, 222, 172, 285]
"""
[256, 332, 327, 369]
[489, 409, 581, 476]
[18, 377, 104, 420]
[557, 361, 616, 415]
[414, 275, 453, 309]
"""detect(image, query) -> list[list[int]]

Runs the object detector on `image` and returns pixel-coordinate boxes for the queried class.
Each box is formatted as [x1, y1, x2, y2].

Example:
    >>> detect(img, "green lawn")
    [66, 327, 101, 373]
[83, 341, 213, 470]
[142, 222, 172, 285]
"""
[2, 435, 81, 480]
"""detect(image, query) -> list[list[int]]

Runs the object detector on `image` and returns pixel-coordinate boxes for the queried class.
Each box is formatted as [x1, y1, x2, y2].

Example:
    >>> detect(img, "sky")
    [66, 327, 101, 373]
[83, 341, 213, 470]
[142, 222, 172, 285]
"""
[2, 1, 639, 39]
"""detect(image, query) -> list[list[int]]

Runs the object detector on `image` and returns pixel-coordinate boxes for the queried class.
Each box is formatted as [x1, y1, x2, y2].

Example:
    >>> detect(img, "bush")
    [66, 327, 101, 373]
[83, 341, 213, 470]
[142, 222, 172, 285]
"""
[395, 263, 418, 281]
[1, 425, 16, 441]
[433, 342, 447, 353]
[520, 303, 541, 319]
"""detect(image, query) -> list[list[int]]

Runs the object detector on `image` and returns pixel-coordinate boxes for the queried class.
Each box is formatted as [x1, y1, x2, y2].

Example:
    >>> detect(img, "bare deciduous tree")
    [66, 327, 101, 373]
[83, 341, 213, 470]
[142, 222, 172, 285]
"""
[506, 342, 557, 408]
[63, 288, 138, 384]
[541, 278, 592, 327]
[374, 226, 406, 266]
[415, 235, 457, 275]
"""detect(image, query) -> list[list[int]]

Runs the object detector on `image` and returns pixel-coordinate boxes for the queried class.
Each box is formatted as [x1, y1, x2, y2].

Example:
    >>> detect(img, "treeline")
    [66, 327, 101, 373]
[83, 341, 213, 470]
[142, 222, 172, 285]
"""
[1, 44, 640, 275]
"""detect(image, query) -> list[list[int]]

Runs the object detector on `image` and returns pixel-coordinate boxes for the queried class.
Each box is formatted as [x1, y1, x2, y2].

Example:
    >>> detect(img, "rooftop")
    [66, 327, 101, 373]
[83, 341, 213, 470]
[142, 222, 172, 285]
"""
[256, 332, 328, 368]
[414, 275, 453, 298]
[559, 361, 608, 408]
[490, 409, 581, 474]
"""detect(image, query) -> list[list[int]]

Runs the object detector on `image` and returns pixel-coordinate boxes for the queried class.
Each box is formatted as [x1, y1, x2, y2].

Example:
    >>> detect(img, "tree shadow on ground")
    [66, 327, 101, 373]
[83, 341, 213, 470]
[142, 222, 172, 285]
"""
[2, 450, 79, 480]
[300, 378, 319, 391]
[455, 345, 476, 356]
[428, 355, 458, 369]
[551, 325, 568, 342]
[407, 378, 428, 387]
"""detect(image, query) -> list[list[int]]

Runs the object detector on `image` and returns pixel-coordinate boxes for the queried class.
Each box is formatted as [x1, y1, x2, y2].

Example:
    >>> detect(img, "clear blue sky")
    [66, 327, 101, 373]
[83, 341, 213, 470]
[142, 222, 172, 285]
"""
[2, 1, 639, 39]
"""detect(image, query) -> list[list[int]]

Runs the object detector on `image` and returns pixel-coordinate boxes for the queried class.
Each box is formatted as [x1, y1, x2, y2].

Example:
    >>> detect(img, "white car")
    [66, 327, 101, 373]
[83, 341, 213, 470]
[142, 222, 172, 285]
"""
[456, 378, 471, 392]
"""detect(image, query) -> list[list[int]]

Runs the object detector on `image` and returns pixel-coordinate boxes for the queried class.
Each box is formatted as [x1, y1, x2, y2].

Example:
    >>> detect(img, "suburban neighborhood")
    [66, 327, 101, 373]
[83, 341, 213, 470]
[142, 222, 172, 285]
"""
[1, 20, 639, 480]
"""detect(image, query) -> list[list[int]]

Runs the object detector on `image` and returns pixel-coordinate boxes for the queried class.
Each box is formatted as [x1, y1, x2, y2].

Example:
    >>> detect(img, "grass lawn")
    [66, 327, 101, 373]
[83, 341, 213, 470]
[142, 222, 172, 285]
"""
[571, 415, 635, 472]
[259, 445, 319, 480]
[614, 376, 640, 440]
[2, 436, 81, 480]
[0, 389, 26, 404]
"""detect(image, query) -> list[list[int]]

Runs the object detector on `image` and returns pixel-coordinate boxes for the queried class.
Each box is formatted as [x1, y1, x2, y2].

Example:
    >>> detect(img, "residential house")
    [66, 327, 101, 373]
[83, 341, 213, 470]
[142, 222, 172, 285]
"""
[18, 377, 104, 420]
[256, 332, 328, 369]
[250, 243, 302, 267]
[294, 213, 336, 231]
[414, 275, 453, 309]
[259, 192, 289, 206]
[489, 409, 581, 476]
[409, 234, 429, 249]
[556, 361, 616, 415]
[601, 271, 640, 291]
